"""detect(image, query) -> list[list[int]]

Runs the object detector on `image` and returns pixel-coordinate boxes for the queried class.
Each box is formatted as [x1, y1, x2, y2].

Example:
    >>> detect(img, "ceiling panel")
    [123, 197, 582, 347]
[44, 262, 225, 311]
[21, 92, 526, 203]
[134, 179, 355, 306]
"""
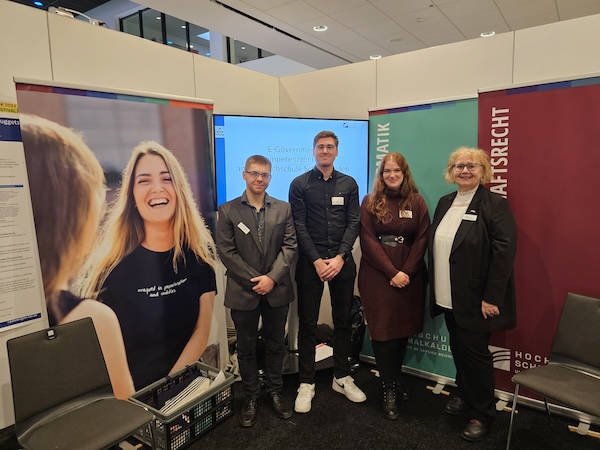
[500, 0, 557, 21]
[451, 10, 509, 35]
[265, 0, 323, 25]
[371, 0, 435, 17]
[330, 4, 388, 28]
[392, 7, 451, 31]
[239, 0, 294, 10]
[354, 19, 410, 39]
[437, 0, 499, 21]
[303, 0, 368, 16]
[506, 13, 559, 30]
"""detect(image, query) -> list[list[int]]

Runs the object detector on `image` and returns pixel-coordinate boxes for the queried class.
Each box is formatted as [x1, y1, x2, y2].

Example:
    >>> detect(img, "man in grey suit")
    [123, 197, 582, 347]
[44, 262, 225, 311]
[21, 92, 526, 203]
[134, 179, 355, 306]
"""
[216, 155, 297, 427]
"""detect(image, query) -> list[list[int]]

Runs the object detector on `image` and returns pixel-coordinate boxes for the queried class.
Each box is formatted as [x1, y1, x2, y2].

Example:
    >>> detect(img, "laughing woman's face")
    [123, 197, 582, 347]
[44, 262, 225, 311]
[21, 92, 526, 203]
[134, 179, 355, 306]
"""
[132, 154, 177, 227]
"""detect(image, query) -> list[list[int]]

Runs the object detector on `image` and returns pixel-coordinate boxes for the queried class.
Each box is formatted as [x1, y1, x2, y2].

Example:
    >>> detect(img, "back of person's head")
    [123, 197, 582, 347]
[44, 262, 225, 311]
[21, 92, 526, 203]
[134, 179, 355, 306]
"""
[20, 114, 105, 303]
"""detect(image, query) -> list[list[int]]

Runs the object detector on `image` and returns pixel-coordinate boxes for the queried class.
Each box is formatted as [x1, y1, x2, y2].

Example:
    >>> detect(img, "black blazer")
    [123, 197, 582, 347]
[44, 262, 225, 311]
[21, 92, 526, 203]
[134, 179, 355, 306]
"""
[428, 185, 517, 332]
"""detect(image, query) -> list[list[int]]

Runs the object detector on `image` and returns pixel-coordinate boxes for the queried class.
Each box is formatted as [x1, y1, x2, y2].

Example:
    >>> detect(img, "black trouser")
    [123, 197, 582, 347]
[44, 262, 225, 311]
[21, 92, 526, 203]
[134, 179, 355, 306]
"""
[371, 337, 408, 381]
[296, 256, 356, 383]
[231, 298, 289, 399]
[445, 312, 496, 424]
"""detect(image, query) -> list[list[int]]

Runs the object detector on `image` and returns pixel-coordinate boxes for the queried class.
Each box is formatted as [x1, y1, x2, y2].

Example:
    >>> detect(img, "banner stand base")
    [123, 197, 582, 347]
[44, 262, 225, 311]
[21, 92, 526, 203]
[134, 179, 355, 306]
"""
[426, 383, 449, 396]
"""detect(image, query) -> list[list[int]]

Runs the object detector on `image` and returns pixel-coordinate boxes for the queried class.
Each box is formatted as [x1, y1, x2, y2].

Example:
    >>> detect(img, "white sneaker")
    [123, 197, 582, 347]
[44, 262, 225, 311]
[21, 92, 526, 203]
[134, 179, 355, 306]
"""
[294, 383, 315, 413]
[332, 376, 367, 403]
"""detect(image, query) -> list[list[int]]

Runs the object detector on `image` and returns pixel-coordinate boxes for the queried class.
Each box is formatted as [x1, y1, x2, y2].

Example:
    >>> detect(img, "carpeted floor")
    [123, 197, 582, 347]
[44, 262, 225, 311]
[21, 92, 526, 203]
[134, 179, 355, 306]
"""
[1, 363, 598, 450]
[190, 364, 598, 450]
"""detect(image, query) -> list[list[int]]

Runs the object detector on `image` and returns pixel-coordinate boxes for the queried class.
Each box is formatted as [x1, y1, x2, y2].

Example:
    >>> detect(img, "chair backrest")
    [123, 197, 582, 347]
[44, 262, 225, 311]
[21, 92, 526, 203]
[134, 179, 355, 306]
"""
[550, 292, 600, 376]
[7, 317, 112, 424]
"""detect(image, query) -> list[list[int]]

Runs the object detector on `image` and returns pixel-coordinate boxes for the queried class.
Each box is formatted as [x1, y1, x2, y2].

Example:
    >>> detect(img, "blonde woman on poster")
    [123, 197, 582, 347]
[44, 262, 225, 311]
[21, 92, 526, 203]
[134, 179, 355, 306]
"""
[77, 141, 217, 390]
[20, 114, 135, 399]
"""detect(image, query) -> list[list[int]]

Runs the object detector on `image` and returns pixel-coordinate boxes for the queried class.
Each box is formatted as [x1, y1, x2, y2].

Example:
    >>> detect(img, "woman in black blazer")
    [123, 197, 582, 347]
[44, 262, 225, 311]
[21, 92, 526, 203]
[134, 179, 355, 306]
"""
[428, 147, 517, 442]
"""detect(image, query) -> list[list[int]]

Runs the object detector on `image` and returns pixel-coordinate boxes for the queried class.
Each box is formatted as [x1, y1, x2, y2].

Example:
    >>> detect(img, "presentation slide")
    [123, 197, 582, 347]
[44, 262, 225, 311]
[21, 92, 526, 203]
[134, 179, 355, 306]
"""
[214, 115, 369, 205]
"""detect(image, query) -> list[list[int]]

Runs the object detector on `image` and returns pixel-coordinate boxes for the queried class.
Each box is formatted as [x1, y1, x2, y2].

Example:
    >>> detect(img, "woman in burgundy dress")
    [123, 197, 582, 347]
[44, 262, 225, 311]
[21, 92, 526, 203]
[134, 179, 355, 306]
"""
[358, 152, 430, 420]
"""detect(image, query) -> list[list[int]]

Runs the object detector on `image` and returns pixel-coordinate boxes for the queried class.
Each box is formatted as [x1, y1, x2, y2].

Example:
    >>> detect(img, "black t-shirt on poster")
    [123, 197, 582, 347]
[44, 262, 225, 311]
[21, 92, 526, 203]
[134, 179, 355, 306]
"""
[101, 245, 216, 390]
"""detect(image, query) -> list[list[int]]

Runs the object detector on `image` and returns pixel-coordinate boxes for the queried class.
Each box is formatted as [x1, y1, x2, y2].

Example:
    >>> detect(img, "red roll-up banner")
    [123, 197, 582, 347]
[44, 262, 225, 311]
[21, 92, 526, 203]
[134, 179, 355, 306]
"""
[478, 77, 600, 395]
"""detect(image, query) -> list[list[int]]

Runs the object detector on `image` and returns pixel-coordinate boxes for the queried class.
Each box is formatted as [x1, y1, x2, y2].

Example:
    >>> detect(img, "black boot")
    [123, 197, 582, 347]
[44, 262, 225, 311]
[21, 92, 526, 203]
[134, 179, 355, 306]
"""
[397, 377, 410, 401]
[382, 380, 399, 420]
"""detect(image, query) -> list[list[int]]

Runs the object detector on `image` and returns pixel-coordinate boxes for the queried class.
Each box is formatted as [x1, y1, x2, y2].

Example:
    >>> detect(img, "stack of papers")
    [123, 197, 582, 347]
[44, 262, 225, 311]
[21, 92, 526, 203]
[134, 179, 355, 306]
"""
[160, 375, 211, 414]
[315, 343, 334, 362]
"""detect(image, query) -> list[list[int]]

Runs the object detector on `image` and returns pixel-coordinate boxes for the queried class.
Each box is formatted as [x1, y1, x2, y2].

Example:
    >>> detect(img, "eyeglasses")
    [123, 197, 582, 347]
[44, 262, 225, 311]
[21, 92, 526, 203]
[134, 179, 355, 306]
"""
[315, 144, 337, 152]
[453, 163, 482, 172]
[245, 171, 271, 180]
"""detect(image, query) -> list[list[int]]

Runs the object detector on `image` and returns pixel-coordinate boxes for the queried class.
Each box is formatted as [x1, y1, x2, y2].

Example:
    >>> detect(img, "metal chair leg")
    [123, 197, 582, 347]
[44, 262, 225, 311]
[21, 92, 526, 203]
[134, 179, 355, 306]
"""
[543, 397, 554, 427]
[506, 384, 520, 450]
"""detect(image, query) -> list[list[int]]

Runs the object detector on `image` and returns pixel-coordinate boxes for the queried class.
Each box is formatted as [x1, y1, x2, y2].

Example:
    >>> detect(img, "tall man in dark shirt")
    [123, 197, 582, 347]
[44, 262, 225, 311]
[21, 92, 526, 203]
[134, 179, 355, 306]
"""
[289, 130, 366, 413]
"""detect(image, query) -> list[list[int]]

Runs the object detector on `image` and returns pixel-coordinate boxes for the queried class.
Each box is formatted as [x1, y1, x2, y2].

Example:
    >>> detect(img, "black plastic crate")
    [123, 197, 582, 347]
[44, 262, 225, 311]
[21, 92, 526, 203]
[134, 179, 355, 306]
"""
[130, 362, 235, 450]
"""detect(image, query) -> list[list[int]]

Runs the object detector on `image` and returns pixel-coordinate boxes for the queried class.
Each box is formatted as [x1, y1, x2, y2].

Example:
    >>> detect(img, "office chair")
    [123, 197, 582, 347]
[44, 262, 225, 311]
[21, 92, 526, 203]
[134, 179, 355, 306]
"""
[506, 292, 600, 450]
[7, 317, 155, 450]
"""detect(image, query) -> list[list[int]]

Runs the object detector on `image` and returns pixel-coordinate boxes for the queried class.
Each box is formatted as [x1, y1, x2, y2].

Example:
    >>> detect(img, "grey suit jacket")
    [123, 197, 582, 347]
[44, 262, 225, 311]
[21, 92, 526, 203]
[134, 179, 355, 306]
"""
[216, 192, 297, 311]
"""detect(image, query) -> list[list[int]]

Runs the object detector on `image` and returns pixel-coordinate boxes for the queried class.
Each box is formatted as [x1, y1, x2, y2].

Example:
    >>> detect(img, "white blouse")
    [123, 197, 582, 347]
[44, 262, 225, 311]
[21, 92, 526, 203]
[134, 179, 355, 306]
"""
[433, 187, 477, 309]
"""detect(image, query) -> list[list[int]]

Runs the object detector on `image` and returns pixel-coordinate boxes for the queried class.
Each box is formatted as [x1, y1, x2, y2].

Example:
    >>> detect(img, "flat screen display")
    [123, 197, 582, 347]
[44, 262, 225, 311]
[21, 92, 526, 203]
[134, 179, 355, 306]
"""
[214, 115, 369, 205]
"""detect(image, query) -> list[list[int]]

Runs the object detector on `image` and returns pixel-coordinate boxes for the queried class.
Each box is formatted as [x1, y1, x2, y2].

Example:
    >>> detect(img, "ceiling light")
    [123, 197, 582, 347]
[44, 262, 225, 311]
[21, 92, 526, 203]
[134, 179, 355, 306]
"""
[480, 31, 495, 37]
[313, 25, 328, 32]
[370, 55, 382, 60]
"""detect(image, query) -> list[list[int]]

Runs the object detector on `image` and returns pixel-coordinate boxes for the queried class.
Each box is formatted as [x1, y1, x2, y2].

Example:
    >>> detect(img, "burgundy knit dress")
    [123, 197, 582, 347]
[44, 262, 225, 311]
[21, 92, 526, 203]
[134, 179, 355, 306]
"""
[358, 190, 430, 341]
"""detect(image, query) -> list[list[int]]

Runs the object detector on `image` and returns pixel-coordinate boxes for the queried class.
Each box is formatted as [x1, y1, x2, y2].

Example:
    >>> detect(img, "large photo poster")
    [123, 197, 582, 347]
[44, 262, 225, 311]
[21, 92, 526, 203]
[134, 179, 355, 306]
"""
[367, 98, 478, 380]
[15, 81, 225, 398]
[478, 76, 600, 394]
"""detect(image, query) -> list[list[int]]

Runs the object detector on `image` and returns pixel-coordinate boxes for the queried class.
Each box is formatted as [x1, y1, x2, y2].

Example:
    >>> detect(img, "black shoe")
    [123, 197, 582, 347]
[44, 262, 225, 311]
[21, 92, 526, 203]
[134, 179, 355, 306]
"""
[444, 396, 468, 415]
[461, 419, 490, 442]
[382, 380, 399, 420]
[239, 398, 258, 427]
[397, 377, 410, 401]
[266, 391, 292, 420]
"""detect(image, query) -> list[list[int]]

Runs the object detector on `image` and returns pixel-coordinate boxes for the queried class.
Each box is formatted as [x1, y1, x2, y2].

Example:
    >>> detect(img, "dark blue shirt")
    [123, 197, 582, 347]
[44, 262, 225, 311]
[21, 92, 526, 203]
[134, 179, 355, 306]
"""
[289, 167, 360, 262]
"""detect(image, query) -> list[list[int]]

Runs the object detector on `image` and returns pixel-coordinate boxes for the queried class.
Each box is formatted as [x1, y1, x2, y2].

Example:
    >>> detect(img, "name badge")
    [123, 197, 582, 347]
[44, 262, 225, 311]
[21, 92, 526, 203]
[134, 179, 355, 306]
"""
[332, 196, 344, 206]
[399, 210, 412, 219]
[463, 214, 477, 222]
[237, 222, 250, 234]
